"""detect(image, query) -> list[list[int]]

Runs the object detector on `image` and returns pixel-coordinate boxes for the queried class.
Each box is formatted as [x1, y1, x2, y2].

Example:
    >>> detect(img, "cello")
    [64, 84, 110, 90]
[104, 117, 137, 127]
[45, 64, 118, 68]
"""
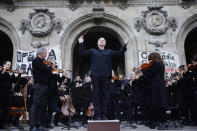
[61, 95, 76, 117]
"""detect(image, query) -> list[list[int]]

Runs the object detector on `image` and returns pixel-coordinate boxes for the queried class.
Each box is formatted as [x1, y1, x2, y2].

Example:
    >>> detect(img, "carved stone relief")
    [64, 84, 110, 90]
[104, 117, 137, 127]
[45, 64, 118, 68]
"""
[148, 37, 167, 48]
[134, 6, 177, 35]
[19, 8, 63, 37]
[92, 7, 104, 25]
[31, 41, 49, 49]
[7, 0, 16, 12]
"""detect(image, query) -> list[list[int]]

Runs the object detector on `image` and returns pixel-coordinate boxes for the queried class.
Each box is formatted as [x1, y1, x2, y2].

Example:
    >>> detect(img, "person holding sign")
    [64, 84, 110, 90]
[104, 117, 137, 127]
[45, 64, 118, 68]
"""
[78, 36, 129, 120]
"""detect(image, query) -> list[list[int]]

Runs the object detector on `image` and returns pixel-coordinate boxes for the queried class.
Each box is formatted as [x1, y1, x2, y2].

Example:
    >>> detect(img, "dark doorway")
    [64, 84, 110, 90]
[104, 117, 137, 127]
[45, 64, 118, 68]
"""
[73, 27, 125, 80]
[185, 27, 197, 64]
[0, 31, 13, 66]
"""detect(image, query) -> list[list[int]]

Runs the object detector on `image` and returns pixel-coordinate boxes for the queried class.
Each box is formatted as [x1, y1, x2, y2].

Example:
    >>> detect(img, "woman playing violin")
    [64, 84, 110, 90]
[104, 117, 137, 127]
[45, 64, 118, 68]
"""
[0, 61, 21, 129]
[140, 52, 168, 130]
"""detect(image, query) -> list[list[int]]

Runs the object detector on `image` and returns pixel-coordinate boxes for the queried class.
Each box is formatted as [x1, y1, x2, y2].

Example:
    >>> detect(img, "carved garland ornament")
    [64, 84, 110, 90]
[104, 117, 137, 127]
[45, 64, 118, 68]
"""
[134, 6, 177, 35]
[20, 8, 63, 37]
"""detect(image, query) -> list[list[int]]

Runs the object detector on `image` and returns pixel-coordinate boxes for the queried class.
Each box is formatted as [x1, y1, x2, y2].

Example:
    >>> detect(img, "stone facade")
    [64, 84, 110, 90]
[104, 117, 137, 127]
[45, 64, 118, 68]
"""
[0, 0, 197, 78]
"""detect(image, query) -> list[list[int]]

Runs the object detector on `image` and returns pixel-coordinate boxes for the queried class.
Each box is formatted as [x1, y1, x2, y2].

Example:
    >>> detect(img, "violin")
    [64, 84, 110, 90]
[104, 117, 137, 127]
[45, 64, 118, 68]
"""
[10, 107, 25, 117]
[140, 61, 153, 70]
[0, 66, 3, 71]
[111, 75, 119, 81]
[52, 69, 64, 74]
[86, 103, 94, 117]
[0, 68, 21, 74]
[187, 64, 197, 71]
[43, 60, 54, 66]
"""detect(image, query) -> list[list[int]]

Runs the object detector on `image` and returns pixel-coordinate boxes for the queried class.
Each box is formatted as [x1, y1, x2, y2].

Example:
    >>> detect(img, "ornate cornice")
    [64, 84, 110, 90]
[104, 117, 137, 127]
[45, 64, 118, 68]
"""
[0, 0, 186, 10]
[1, 0, 196, 11]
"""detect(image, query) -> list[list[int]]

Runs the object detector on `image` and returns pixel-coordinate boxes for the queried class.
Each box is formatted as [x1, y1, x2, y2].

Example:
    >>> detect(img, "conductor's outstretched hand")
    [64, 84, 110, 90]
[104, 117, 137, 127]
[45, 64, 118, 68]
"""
[79, 36, 84, 43]
[125, 38, 130, 45]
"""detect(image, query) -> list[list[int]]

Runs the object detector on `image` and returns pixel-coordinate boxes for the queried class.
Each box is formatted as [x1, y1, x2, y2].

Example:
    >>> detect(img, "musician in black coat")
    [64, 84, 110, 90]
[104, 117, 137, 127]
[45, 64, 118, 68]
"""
[108, 78, 121, 120]
[141, 52, 168, 129]
[30, 48, 52, 131]
[53, 84, 69, 126]
[78, 36, 129, 120]
[0, 61, 20, 129]
[46, 62, 66, 128]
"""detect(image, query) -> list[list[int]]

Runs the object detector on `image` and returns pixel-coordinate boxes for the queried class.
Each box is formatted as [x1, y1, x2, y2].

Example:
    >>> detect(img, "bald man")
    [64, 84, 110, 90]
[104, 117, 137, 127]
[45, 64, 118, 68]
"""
[78, 36, 129, 120]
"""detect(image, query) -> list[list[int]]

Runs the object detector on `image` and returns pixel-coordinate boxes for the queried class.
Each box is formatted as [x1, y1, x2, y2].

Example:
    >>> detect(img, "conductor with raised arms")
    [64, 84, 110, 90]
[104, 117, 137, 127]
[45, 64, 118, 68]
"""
[78, 35, 129, 120]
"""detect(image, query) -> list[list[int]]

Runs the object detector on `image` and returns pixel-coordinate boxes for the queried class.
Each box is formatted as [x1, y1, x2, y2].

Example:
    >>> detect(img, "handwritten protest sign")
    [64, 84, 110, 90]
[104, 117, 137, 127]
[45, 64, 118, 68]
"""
[15, 46, 62, 76]
[139, 51, 180, 74]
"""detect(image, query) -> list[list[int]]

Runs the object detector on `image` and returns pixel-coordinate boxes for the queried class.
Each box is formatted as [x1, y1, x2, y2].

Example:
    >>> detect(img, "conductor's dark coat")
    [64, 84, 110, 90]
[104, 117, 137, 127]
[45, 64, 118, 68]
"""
[142, 61, 168, 109]
[78, 43, 127, 78]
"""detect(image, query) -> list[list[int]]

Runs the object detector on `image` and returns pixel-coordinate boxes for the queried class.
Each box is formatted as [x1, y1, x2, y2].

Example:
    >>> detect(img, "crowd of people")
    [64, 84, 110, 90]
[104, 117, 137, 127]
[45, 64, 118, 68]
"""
[0, 36, 197, 131]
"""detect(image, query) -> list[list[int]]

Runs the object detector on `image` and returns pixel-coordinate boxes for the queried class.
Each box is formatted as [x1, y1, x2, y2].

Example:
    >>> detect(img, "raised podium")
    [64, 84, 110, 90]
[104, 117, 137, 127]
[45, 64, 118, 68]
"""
[88, 120, 120, 131]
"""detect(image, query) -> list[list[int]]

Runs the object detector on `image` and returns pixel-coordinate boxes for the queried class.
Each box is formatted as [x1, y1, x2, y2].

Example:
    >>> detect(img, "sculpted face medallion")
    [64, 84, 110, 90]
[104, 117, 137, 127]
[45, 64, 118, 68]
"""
[20, 8, 62, 37]
[31, 14, 50, 31]
[134, 6, 177, 35]
[147, 11, 165, 28]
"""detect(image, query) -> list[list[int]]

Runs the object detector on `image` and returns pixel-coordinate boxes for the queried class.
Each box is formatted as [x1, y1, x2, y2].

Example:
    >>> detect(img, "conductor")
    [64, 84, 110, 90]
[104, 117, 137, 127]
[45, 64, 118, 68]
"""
[78, 36, 129, 120]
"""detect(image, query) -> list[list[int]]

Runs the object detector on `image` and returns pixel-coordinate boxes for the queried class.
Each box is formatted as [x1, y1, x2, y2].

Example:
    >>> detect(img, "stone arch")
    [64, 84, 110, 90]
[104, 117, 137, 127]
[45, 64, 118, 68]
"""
[176, 14, 197, 65]
[0, 17, 20, 68]
[60, 14, 137, 78]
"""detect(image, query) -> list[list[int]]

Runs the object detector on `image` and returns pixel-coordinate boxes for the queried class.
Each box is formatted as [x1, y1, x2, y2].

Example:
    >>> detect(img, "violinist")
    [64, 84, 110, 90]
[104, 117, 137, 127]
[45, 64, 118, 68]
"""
[83, 76, 93, 123]
[29, 48, 52, 131]
[72, 75, 84, 121]
[140, 52, 168, 130]
[0, 61, 21, 129]
[129, 69, 146, 124]
[108, 71, 121, 120]
[46, 60, 67, 128]
[190, 55, 197, 125]
[179, 55, 197, 125]
[62, 72, 71, 89]
[177, 64, 194, 125]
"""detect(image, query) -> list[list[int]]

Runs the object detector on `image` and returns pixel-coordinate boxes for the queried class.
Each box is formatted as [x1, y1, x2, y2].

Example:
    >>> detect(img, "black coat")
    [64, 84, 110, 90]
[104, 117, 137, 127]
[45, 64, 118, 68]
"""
[48, 74, 65, 93]
[82, 82, 93, 104]
[32, 56, 52, 84]
[142, 61, 168, 109]
[179, 71, 193, 97]
[78, 43, 127, 78]
[0, 71, 21, 96]
[132, 78, 146, 106]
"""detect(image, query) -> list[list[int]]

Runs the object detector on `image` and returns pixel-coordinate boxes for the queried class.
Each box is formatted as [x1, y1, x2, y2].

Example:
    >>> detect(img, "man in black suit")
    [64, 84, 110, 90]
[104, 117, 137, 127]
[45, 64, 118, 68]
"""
[78, 36, 129, 120]
[30, 48, 52, 131]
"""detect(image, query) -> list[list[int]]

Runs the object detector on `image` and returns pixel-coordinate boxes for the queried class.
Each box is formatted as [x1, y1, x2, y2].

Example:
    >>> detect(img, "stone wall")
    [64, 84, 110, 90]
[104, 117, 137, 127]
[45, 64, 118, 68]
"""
[0, 0, 197, 77]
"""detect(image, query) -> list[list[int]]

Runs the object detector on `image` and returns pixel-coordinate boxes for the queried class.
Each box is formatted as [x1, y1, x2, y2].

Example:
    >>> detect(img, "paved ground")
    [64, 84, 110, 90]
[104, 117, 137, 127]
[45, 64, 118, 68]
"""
[1, 122, 197, 131]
